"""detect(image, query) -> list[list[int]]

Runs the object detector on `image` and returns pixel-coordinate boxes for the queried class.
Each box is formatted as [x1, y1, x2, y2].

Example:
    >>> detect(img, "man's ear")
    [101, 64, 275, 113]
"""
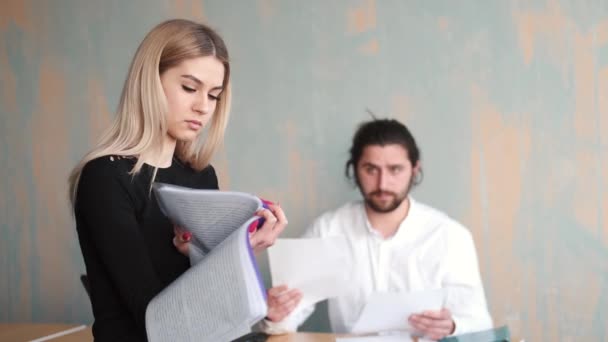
[353, 167, 361, 188]
[413, 160, 421, 174]
[412, 161, 423, 185]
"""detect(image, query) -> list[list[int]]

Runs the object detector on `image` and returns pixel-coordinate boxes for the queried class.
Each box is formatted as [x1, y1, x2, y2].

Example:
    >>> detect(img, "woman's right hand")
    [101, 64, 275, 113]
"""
[249, 202, 288, 254]
[173, 199, 288, 257]
[173, 225, 191, 256]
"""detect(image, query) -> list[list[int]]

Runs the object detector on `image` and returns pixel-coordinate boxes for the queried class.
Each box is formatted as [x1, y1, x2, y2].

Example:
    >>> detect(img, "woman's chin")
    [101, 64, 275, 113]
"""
[174, 131, 201, 143]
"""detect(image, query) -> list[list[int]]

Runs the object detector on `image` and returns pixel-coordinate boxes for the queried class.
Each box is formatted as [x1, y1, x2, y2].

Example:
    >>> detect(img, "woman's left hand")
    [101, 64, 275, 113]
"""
[249, 202, 288, 254]
[173, 225, 191, 256]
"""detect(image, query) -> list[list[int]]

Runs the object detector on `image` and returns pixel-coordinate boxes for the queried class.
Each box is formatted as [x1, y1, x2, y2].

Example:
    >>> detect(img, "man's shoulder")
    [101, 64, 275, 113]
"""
[413, 199, 472, 239]
[304, 201, 364, 237]
[320, 201, 362, 220]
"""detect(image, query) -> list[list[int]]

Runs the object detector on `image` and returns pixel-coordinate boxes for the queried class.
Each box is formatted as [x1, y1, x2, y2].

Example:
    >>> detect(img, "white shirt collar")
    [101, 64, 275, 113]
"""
[362, 196, 419, 241]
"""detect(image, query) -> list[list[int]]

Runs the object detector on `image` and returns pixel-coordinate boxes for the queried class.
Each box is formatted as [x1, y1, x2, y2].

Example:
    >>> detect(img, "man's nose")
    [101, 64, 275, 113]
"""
[377, 170, 388, 190]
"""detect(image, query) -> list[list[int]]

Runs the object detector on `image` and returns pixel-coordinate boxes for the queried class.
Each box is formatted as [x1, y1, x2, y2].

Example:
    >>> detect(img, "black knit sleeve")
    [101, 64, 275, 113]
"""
[204, 165, 219, 190]
[76, 158, 163, 332]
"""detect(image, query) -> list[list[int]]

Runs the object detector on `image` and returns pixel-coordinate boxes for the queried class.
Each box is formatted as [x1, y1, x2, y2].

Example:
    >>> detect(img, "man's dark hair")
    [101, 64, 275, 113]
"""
[345, 118, 422, 184]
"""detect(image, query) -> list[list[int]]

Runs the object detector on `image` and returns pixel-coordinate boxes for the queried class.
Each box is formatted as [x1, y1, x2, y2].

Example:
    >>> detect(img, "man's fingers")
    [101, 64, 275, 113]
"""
[409, 320, 423, 331]
[420, 310, 444, 319]
[426, 327, 453, 341]
[267, 285, 288, 297]
[421, 308, 451, 319]
[273, 289, 302, 306]
[267, 287, 302, 322]
[279, 299, 299, 316]
[410, 314, 432, 327]
[275, 293, 302, 315]
[440, 308, 452, 319]
[410, 311, 454, 341]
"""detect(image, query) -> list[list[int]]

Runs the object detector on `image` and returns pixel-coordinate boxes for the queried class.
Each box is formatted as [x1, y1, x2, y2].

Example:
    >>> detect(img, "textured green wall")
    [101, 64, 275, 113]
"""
[1, 1, 607, 340]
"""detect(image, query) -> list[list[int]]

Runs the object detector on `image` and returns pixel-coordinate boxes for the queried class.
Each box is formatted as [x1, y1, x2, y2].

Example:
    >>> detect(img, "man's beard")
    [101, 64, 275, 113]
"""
[361, 179, 413, 214]
[364, 190, 407, 213]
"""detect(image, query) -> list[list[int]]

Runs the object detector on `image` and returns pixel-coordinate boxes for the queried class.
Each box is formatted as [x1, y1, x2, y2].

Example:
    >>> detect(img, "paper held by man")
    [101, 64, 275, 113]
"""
[268, 236, 445, 339]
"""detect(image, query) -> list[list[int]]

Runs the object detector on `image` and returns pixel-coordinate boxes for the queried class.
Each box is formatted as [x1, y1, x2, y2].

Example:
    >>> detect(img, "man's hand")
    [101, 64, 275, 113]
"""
[408, 308, 455, 340]
[266, 285, 302, 322]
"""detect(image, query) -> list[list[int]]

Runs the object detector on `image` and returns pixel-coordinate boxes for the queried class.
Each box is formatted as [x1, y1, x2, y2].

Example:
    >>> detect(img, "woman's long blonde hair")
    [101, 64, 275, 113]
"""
[68, 19, 231, 206]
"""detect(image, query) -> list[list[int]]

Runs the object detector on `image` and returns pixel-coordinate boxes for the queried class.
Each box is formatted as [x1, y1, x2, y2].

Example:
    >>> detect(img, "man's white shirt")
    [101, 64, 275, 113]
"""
[261, 197, 493, 335]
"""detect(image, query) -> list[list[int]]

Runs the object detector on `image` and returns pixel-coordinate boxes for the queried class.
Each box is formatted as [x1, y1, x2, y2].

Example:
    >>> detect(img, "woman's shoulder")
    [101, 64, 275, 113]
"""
[198, 164, 217, 178]
[82, 155, 135, 176]
[173, 160, 219, 190]
[79, 155, 139, 189]
[193, 164, 219, 189]
[75, 155, 142, 208]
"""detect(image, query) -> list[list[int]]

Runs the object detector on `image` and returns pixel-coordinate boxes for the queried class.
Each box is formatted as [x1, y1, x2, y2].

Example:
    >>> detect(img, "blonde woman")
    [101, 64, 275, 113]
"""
[69, 19, 301, 341]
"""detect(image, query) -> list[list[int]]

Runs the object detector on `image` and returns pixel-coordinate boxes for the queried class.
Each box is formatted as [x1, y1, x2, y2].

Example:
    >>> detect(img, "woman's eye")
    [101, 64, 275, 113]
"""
[182, 85, 196, 93]
[209, 94, 219, 101]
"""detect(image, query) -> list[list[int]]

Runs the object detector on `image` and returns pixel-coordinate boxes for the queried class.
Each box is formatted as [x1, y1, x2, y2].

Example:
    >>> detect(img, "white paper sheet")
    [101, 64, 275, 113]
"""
[336, 335, 434, 342]
[350, 289, 445, 334]
[336, 335, 413, 342]
[268, 237, 352, 308]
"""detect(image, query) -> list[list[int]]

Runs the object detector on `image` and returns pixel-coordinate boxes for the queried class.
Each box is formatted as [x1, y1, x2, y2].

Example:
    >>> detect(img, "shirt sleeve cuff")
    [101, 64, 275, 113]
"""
[257, 318, 298, 335]
[451, 315, 464, 336]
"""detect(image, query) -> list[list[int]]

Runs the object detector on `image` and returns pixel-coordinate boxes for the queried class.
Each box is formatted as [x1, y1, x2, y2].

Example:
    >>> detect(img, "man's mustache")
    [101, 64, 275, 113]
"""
[369, 190, 397, 197]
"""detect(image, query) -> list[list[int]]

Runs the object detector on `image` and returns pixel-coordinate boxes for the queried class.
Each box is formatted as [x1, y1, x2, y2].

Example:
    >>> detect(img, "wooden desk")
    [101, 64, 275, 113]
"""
[3, 324, 519, 342]
[0, 324, 91, 341]
[267, 333, 423, 341]
[0, 324, 327, 341]
[268, 333, 338, 341]
[0, 324, 419, 341]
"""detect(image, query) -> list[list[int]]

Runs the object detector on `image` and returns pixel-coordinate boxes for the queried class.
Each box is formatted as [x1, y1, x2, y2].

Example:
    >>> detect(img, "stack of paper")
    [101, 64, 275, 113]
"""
[145, 183, 267, 342]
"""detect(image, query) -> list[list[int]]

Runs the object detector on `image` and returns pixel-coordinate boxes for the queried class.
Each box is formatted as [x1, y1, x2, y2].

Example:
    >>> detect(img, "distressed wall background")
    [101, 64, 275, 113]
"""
[1, 1, 607, 340]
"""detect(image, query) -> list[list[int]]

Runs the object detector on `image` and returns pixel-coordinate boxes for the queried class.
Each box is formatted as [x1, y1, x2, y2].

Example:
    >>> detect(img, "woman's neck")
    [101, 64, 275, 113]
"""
[140, 135, 177, 168]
